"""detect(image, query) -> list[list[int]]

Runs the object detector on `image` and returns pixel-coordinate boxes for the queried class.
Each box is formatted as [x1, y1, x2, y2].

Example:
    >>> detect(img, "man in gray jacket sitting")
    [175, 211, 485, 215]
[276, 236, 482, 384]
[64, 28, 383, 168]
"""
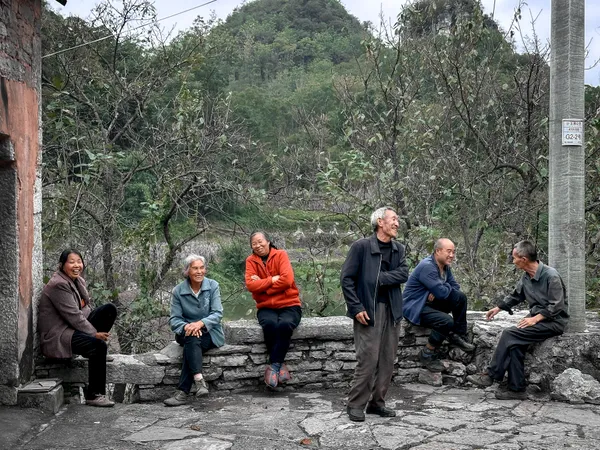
[467, 240, 569, 400]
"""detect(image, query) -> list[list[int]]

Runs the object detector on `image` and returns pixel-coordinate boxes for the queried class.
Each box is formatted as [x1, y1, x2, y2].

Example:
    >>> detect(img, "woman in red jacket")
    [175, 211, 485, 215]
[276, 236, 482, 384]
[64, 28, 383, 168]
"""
[245, 231, 302, 388]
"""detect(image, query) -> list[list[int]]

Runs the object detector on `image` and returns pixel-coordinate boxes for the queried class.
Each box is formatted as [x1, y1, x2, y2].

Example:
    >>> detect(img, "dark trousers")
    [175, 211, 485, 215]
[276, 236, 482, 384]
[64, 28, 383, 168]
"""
[257, 306, 302, 364]
[71, 303, 117, 399]
[348, 302, 400, 409]
[419, 289, 468, 347]
[487, 320, 564, 391]
[175, 332, 216, 394]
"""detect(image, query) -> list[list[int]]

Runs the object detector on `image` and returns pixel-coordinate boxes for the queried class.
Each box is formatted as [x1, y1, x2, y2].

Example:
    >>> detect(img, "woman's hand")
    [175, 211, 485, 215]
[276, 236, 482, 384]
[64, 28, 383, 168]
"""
[271, 275, 280, 283]
[95, 332, 110, 341]
[250, 275, 261, 281]
[184, 321, 205, 337]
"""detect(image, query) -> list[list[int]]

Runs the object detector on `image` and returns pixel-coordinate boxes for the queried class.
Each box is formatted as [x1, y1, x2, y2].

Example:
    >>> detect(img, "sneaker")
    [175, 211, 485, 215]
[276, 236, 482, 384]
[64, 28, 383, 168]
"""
[466, 373, 494, 387]
[163, 390, 189, 407]
[366, 405, 396, 417]
[86, 394, 115, 407]
[194, 378, 209, 397]
[278, 363, 291, 383]
[495, 388, 528, 401]
[264, 365, 278, 388]
[419, 349, 445, 372]
[448, 333, 475, 352]
[346, 406, 365, 422]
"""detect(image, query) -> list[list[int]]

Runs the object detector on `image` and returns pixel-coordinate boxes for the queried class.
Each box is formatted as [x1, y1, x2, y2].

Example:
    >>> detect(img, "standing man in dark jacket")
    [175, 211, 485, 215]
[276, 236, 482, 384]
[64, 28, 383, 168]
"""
[467, 240, 569, 400]
[341, 207, 408, 422]
[402, 238, 475, 372]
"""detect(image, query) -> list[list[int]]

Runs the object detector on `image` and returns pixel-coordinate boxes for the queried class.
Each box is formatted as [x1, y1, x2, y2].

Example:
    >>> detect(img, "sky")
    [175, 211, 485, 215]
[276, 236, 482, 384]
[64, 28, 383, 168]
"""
[51, 0, 600, 86]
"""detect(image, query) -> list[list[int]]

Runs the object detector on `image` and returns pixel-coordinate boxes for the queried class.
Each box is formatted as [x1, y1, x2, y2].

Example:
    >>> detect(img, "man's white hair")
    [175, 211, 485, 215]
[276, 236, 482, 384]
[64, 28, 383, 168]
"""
[370, 207, 394, 232]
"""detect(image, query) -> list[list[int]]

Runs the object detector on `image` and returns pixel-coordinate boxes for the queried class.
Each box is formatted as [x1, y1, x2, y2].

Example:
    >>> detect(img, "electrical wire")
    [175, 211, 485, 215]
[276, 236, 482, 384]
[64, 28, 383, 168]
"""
[43, 0, 217, 59]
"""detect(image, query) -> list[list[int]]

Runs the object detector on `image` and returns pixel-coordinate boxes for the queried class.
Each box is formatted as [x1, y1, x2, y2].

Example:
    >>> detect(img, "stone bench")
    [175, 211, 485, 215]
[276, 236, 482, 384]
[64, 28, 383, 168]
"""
[33, 313, 600, 403]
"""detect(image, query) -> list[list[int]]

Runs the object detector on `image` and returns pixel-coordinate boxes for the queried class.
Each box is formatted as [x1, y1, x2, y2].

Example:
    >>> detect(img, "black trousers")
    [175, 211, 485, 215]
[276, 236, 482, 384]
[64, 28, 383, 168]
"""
[487, 320, 564, 391]
[419, 289, 468, 347]
[71, 303, 117, 399]
[257, 306, 302, 364]
[175, 332, 216, 394]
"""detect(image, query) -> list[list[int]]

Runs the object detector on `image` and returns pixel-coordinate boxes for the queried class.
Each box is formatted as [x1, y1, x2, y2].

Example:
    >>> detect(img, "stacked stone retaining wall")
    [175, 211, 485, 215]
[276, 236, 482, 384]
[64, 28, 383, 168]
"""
[34, 313, 600, 403]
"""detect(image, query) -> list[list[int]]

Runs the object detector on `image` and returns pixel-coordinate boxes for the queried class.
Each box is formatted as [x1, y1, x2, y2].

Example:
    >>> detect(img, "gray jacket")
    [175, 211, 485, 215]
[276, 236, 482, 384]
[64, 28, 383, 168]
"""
[498, 262, 569, 328]
[169, 278, 225, 347]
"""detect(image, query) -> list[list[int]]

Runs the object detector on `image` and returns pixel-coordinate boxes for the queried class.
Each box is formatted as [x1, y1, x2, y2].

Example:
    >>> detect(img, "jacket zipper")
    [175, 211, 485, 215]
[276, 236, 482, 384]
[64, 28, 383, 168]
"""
[373, 254, 382, 325]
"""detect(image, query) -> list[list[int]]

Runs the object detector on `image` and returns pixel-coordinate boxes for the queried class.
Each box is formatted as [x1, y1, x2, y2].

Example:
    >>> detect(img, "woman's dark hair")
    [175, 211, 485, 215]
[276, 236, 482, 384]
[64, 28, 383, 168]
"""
[58, 249, 85, 272]
[249, 231, 278, 250]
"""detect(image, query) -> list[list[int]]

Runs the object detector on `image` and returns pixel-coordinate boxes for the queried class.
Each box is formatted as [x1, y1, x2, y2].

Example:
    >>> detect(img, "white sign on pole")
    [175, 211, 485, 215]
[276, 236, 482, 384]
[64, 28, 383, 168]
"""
[562, 119, 584, 146]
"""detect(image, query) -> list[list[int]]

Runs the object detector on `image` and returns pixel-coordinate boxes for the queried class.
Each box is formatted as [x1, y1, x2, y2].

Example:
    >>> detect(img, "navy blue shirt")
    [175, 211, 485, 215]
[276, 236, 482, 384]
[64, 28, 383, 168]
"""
[402, 254, 460, 325]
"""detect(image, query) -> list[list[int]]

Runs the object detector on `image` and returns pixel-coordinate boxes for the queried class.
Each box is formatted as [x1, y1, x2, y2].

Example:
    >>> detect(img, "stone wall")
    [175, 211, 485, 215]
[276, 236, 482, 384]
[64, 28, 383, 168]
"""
[0, 0, 43, 405]
[34, 313, 600, 403]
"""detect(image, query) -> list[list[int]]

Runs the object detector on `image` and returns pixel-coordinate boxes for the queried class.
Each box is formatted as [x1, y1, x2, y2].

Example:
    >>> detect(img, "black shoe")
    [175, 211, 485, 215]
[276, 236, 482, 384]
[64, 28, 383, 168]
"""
[448, 333, 475, 352]
[495, 389, 528, 400]
[466, 373, 494, 387]
[366, 405, 396, 417]
[419, 349, 445, 372]
[346, 406, 365, 422]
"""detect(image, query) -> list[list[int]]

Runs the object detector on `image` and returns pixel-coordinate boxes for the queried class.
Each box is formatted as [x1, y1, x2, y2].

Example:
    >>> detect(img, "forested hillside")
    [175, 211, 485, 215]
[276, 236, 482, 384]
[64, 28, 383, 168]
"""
[41, 0, 600, 353]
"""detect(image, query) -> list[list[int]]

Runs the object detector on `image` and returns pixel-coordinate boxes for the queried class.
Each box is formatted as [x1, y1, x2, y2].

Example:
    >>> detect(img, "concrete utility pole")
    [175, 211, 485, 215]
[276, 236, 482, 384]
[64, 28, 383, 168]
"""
[548, 0, 586, 332]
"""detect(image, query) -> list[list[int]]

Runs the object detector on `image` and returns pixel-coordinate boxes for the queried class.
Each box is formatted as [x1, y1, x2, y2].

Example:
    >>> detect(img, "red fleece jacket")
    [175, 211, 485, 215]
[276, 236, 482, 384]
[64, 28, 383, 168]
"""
[245, 248, 301, 310]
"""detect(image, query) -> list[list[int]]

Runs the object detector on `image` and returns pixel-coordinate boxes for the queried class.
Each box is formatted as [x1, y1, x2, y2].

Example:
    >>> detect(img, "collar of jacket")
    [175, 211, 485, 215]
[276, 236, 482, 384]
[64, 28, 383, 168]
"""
[530, 261, 544, 281]
[55, 270, 87, 306]
[180, 278, 211, 296]
[369, 234, 399, 254]
[56, 270, 87, 292]
[429, 253, 450, 274]
[248, 249, 276, 264]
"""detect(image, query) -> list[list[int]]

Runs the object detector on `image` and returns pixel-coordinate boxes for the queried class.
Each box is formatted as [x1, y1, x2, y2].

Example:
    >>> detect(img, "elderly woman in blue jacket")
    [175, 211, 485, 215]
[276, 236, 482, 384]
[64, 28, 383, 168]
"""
[164, 254, 225, 407]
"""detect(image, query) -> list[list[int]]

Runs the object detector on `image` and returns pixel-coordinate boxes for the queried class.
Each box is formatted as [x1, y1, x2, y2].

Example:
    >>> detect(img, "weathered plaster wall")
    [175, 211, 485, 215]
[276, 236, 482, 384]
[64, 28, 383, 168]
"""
[0, 0, 43, 405]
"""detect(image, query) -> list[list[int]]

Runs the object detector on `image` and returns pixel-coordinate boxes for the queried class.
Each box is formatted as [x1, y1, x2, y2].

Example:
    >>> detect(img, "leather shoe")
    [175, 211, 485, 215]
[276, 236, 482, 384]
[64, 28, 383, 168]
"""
[419, 349, 445, 372]
[466, 373, 494, 387]
[448, 333, 475, 352]
[495, 388, 527, 400]
[366, 405, 396, 417]
[346, 406, 365, 422]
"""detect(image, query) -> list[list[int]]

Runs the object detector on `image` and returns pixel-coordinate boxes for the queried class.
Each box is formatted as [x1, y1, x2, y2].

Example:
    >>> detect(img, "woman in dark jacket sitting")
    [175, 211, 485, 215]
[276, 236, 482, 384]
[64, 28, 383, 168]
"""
[38, 249, 117, 407]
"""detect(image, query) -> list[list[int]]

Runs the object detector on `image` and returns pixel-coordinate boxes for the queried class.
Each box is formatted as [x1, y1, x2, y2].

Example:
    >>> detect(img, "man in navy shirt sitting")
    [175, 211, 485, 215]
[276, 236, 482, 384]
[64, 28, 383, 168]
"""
[402, 238, 474, 372]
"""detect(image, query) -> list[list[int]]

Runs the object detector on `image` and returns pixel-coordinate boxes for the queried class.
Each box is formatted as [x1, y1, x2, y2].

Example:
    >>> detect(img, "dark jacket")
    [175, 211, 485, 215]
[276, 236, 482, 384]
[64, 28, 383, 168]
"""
[38, 271, 97, 359]
[402, 254, 461, 325]
[340, 234, 408, 326]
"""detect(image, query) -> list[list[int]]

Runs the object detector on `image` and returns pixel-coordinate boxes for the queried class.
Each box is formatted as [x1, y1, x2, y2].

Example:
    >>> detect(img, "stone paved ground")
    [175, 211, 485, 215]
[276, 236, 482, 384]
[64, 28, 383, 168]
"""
[2, 383, 599, 450]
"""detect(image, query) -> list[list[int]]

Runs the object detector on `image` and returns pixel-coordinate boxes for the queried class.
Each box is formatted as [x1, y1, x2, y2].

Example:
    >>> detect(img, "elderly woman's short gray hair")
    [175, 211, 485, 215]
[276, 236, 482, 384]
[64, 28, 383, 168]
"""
[182, 254, 206, 278]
